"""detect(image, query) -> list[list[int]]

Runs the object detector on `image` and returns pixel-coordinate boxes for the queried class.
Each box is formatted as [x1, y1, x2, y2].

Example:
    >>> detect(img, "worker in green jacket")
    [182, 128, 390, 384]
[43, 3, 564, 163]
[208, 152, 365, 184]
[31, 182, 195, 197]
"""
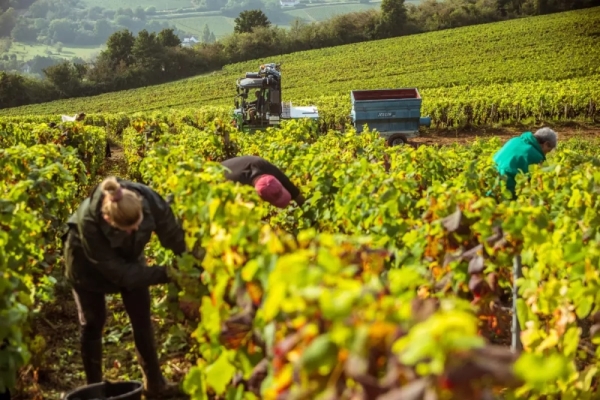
[63, 176, 187, 398]
[491, 128, 558, 198]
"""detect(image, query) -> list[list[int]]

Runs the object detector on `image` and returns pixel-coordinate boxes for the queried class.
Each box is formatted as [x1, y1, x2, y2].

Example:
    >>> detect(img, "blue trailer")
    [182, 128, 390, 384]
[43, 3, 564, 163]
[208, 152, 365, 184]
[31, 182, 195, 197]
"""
[350, 88, 432, 146]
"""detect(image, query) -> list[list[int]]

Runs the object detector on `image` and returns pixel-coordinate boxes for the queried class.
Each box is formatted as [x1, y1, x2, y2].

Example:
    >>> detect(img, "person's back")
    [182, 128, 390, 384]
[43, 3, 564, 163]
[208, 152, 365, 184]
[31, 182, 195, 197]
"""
[491, 128, 557, 197]
[221, 156, 305, 207]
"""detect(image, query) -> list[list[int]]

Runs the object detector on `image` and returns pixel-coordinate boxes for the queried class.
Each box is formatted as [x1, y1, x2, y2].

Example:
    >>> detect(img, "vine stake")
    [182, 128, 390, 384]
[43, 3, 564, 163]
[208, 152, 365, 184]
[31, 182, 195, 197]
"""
[511, 254, 523, 353]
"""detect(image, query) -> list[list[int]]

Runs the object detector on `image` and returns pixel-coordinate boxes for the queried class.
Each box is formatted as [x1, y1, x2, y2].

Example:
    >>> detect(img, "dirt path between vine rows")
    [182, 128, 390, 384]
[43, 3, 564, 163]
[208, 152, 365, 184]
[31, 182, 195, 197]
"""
[410, 123, 600, 147]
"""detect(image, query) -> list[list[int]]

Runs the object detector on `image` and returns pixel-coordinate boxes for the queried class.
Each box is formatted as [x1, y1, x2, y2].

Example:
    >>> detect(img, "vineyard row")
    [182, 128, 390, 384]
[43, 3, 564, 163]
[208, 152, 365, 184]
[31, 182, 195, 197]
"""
[3, 117, 600, 398]
[1, 74, 599, 141]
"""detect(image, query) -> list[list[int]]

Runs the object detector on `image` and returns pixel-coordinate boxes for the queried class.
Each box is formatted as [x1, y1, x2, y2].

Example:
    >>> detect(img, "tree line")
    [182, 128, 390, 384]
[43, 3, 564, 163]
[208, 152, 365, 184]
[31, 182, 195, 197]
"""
[1, 0, 599, 110]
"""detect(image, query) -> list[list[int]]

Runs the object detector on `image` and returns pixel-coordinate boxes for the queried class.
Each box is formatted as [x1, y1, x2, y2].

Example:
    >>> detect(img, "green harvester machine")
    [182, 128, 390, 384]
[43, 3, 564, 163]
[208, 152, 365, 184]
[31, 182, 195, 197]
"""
[231, 63, 318, 133]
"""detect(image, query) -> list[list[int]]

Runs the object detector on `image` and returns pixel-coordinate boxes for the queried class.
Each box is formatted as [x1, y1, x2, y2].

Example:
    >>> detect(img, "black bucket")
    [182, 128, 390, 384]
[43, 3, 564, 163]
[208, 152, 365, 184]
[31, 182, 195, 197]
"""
[63, 380, 143, 400]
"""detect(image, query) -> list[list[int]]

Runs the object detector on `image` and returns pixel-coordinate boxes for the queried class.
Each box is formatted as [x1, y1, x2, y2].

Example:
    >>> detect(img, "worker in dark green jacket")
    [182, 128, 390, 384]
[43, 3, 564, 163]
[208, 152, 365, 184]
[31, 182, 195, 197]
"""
[63, 176, 187, 398]
[491, 128, 558, 198]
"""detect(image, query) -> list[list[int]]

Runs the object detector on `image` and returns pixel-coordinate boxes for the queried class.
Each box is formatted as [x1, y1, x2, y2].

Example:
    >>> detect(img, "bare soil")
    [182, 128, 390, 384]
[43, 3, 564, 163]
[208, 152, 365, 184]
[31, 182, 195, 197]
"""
[15, 289, 194, 400]
[410, 123, 600, 147]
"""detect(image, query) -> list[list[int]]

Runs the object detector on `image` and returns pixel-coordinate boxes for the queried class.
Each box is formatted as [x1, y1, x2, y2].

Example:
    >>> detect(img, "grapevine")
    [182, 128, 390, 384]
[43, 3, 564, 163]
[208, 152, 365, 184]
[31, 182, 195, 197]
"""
[1, 7, 600, 399]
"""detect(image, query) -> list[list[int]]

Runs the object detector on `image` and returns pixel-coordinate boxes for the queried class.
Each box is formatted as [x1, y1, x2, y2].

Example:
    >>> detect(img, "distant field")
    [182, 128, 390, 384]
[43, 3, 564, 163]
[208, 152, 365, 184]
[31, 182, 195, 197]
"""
[160, 2, 383, 38]
[8, 1, 387, 61]
[3, 7, 598, 120]
[79, 0, 192, 10]
[285, 3, 379, 21]
[166, 16, 238, 38]
[77, 0, 398, 11]
[9, 42, 104, 63]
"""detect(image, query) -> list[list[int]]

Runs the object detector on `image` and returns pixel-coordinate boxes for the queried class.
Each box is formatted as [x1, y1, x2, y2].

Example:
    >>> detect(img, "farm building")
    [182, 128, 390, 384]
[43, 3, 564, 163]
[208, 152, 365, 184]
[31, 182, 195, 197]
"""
[280, 0, 300, 7]
[182, 36, 200, 47]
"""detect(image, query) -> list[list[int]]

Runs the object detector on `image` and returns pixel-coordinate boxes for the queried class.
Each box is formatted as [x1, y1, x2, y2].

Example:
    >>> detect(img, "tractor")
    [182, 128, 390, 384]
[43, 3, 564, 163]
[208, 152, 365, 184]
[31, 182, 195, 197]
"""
[231, 63, 318, 133]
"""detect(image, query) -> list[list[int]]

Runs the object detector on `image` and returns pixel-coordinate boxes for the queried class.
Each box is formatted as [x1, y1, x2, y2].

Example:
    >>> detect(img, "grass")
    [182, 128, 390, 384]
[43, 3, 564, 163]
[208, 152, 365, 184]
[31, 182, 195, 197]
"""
[158, 2, 384, 39]
[7, 42, 105, 63]
[165, 16, 239, 38]
[76, 0, 401, 11]
[8, 0, 420, 62]
[78, 0, 192, 11]
[285, 3, 380, 21]
[7, 2, 385, 61]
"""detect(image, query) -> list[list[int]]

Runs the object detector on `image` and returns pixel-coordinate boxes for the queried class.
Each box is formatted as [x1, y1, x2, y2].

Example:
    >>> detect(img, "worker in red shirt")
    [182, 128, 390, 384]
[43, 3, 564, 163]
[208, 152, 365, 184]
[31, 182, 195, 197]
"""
[221, 156, 305, 208]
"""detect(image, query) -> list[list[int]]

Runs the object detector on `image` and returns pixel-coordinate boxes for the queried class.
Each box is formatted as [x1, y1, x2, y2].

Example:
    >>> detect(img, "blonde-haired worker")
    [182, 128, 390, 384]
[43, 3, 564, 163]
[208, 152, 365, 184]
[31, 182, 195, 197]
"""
[63, 176, 186, 398]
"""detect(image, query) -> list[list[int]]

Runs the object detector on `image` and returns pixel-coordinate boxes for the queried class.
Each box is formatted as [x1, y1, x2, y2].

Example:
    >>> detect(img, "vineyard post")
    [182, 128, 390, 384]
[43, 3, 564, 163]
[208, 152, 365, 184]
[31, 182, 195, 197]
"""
[511, 254, 523, 352]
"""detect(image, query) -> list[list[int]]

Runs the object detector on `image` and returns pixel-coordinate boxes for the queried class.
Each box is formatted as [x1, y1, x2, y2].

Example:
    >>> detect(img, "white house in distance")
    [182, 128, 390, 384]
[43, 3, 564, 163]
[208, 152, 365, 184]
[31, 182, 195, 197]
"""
[182, 36, 199, 47]
[280, 0, 300, 8]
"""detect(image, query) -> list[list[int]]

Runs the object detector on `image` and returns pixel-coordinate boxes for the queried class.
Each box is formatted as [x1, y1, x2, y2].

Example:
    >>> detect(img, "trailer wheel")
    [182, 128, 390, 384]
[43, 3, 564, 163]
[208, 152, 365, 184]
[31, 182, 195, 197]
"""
[387, 133, 409, 147]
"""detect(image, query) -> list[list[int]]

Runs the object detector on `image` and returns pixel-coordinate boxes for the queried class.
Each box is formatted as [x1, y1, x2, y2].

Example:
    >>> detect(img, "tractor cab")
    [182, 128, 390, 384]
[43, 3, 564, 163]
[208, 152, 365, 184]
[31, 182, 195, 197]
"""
[232, 63, 283, 131]
[232, 62, 318, 133]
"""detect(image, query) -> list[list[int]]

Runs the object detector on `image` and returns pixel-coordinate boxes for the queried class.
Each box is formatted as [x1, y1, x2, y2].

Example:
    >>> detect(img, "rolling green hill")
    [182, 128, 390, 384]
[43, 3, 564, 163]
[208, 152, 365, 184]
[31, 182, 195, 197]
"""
[3, 7, 599, 128]
[76, 0, 402, 12]
[163, 2, 385, 39]
[10, 0, 409, 63]
[284, 2, 379, 21]
[158, 0, 422, 39]
[165, 15, 237, 38]
[79, 0, 193, 10]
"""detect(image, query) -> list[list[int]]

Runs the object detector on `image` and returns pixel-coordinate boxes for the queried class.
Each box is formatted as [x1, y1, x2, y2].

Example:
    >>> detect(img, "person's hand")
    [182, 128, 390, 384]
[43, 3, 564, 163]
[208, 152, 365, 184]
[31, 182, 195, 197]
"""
[167, 259, 204, 286]
[165, 263, 183, 284]
[186, 240, 206, 262]
[295, 193, 306, 207]
[192, 246, 206, 261]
